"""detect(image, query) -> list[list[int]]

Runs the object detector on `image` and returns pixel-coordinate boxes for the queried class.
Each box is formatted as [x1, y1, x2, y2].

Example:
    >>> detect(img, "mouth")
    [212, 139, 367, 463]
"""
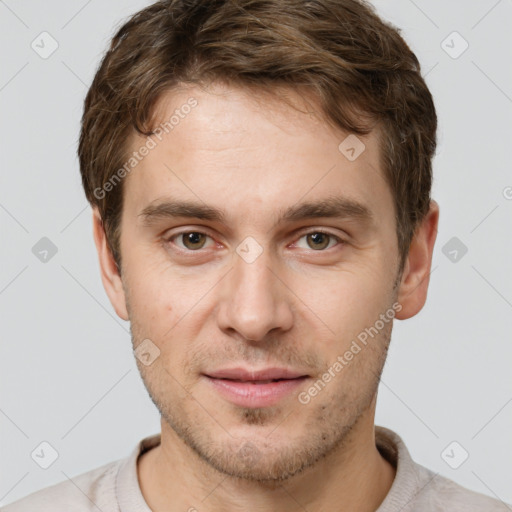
[218, 378, 297, 384]
[202, 367, 310, 407]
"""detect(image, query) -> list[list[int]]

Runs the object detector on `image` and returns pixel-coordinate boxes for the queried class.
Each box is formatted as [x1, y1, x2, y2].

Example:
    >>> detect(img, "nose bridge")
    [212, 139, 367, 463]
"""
[217, 247, 292, 341]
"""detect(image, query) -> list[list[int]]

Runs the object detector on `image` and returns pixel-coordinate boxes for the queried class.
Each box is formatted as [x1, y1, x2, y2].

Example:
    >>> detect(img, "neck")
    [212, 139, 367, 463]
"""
[138, 398, 396, 511]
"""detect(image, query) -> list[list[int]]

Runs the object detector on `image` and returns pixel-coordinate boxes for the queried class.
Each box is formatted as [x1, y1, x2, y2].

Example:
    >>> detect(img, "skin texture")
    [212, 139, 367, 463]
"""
[92, 82, 439, 511]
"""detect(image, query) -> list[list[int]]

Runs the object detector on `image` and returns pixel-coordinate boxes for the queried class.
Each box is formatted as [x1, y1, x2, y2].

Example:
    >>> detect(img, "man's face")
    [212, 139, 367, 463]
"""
[117, 83, 402, 481]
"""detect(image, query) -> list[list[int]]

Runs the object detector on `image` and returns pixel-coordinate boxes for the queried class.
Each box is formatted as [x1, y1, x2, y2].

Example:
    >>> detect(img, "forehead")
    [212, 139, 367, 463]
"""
[122, 82, 392, 228]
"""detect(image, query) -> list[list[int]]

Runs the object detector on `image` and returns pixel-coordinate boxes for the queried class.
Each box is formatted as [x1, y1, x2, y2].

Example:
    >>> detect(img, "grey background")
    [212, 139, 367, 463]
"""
[1, 0, 511, 507]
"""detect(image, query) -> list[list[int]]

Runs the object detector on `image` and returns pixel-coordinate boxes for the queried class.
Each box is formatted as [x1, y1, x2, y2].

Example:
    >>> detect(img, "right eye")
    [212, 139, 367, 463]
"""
[169, 231, 216, 251]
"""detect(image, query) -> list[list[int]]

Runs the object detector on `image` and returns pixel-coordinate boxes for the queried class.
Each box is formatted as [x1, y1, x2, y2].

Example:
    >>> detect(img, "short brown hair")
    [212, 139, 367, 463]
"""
[78, 0, 437, 273]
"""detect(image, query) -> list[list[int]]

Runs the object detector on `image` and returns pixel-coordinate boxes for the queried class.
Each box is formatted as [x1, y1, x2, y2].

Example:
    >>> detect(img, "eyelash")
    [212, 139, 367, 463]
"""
[165, 228, 345, 254]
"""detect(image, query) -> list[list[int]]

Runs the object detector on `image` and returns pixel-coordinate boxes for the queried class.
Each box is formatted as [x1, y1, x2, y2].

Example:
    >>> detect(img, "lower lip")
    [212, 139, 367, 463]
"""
[204, 376, 308, 408]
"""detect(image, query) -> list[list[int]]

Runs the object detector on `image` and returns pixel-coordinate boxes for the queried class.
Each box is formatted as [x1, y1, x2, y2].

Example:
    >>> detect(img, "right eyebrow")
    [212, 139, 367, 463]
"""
[138, 199, 226, 226]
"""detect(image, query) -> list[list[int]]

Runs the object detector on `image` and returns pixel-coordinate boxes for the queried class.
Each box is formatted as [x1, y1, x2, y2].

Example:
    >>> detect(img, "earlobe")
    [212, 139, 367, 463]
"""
[91, 208, 129, 321]
[395, 200, 439, 320]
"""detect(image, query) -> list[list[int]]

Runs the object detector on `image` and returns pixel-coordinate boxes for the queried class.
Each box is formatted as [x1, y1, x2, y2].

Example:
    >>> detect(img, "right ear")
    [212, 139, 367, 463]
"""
[91, 208, 129, 321]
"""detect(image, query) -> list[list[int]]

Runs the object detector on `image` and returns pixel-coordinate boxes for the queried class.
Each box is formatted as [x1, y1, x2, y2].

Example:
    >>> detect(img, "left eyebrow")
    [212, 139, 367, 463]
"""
[279, 195, 374, 226]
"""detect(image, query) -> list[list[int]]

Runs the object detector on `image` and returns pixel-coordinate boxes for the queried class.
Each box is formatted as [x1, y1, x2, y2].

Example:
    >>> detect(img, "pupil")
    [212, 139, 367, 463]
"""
[185, 232, 205, 249]
[308, 233, 329, 250]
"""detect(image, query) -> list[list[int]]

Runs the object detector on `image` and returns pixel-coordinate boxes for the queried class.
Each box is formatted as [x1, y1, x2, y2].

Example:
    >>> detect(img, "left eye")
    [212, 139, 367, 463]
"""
[295, 231, 342, 251]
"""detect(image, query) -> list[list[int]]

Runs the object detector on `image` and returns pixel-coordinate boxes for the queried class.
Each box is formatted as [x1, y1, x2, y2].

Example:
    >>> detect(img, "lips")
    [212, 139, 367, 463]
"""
[205, 367, 308, 382]
[203, 367, 309, 407]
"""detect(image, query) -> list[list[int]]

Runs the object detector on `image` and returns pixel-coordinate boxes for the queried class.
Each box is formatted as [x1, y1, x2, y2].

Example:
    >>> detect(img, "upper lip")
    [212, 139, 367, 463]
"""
[204, 367, 309, 381]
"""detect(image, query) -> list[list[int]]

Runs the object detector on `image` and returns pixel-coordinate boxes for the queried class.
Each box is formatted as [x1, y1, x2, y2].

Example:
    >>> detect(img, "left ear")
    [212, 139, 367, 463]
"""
[395, 199, 439, 320]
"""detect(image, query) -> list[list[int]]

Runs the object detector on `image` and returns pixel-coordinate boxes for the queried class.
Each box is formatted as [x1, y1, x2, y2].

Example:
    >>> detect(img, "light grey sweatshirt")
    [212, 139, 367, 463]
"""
[3, 426, 510, 511]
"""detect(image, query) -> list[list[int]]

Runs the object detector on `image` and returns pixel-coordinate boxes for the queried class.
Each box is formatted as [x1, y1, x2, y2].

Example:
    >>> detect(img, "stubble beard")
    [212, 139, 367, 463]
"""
[132, 321, 392, 484]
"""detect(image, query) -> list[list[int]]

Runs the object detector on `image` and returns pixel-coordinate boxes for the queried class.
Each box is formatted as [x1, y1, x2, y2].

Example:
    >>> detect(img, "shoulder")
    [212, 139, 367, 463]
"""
[375, 426, 511, 512]
[1, 459, 122, 512]
[413, 468, 511, 511]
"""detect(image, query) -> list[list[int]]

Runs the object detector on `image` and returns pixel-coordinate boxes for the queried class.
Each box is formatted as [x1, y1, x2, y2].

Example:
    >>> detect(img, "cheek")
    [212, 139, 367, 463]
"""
[124, 260, 221, 351]
[122, 240, 176, 308]
[122, 264, 176, 343]
[294, 266, 390, 337]
[126, 276, 172, 320]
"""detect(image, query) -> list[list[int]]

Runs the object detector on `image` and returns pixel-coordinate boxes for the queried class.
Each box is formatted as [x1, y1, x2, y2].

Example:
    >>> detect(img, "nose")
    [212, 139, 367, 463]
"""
[216, 248, 294, 342]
